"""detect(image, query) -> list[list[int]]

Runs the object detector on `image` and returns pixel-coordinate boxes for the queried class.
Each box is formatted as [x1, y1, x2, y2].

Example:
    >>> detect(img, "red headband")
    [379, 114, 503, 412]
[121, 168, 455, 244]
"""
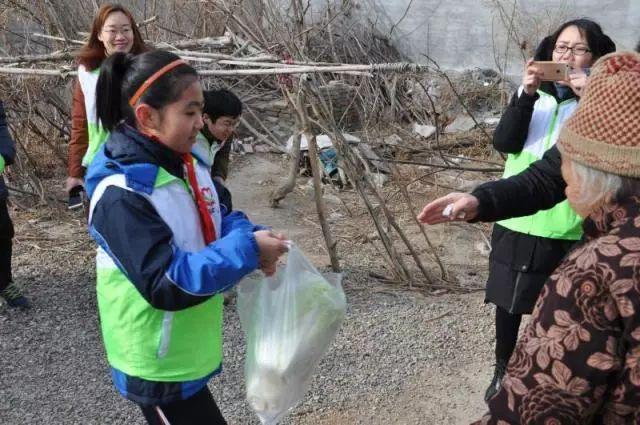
[128, 59, 186, 107]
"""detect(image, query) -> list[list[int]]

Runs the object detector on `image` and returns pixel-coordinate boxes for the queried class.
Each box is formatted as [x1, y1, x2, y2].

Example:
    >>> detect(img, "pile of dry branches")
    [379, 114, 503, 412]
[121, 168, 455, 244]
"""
[0, 0, 510, 291]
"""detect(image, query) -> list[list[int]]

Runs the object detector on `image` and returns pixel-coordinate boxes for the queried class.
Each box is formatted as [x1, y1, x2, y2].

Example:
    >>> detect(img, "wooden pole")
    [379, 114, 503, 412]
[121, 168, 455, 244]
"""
[293, 87, 340, 271]
[306, 130, 341, 272]
[0, 61, 431, 78]
[198, 62, 430, 76]
[301, 79, 411, 282]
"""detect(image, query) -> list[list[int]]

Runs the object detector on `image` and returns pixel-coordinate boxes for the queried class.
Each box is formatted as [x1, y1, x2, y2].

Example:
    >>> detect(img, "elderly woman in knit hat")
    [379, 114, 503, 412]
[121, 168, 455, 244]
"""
[473, 50, 640, 424]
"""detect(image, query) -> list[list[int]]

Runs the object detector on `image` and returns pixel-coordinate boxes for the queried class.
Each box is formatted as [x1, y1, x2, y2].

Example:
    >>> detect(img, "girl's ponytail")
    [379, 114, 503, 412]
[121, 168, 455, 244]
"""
[96, 50, 198, 132]
[96, 52, 135, 131]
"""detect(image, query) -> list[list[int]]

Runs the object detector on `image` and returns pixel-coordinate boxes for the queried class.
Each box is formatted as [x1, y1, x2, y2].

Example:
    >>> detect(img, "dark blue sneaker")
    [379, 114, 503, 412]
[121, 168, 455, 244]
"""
[0, 283, 30, 309]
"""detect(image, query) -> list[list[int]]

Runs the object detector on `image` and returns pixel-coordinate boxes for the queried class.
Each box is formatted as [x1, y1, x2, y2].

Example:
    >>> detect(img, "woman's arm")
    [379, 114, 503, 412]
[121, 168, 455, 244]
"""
[67, 80, 89, 185]
[471, 146, 565, 222]
[492, 89, 539, 153]
[90, 186, 260, 311]
[493, 59, 544, 153]
[0, 101, 16, 172]
[418, 147, 565, 225]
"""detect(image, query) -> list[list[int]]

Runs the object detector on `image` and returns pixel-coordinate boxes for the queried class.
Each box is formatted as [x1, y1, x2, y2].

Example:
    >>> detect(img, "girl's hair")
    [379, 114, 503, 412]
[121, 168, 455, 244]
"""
[76, 3, 148, 70]
[534, 19, 616, 61]
[96, 50, 198, 131]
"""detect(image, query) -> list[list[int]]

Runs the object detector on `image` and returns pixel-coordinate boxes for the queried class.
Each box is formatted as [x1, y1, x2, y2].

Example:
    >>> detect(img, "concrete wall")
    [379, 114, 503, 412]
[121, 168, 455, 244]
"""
[350, 0, 639, 74]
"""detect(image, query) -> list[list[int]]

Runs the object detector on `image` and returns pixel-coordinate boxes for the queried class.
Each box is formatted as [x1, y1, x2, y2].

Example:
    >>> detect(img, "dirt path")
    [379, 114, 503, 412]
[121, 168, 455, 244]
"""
[227, 154, 330, 266]
[294, 359, 490, 425]
[1, 153, 495, 425]
[227, 154, 493, 424]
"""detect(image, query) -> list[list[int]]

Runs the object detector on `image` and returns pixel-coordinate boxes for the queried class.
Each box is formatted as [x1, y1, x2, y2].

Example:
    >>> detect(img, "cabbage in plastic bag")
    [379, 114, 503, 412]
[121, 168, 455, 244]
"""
[237, 244, 346, 425]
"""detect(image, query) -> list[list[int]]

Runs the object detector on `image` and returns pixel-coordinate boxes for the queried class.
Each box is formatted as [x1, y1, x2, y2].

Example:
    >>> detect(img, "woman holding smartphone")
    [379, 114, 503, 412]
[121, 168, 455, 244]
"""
[481, 19, 614, 403]
[65, 4, 148, 202]
[421, 19, 615, 403]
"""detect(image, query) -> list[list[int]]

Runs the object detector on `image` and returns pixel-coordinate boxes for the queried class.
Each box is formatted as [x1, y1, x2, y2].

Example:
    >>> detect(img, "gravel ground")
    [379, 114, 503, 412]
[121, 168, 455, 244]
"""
[0, 239, 493, 424]
[1, 155, 497, 424]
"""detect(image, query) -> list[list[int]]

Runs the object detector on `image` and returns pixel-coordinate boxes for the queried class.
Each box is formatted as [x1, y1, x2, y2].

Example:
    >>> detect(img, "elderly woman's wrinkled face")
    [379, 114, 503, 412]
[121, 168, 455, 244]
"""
[561, 155, 591, 217]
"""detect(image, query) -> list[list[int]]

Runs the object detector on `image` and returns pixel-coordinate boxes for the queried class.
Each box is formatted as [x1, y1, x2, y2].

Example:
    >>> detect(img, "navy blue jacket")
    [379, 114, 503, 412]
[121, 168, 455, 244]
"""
[85, 124, 263, 405]
[0, 102, 16, 200]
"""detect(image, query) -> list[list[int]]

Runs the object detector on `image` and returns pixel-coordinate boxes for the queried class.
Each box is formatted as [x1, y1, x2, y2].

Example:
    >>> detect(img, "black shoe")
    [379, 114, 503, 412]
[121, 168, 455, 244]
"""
[484, 359, 507, 403]
[0, 283, 30, 309]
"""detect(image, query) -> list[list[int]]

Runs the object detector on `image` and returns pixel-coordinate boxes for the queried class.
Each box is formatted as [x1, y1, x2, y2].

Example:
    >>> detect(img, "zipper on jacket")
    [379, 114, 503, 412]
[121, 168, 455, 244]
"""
[543, 98, 576, 151]
[509, 272, 523, 314]
[543, 104, 560, 151]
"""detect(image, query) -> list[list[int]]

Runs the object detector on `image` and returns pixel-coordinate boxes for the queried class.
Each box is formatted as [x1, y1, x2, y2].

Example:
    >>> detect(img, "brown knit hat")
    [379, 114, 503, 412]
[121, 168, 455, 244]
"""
[559, 51, 640, 177]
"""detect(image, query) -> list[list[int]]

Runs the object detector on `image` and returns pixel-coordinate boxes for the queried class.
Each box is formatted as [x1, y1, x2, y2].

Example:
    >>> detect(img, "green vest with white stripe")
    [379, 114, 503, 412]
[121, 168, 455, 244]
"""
[497, 89, 582, 240]
[90, 164, 224, 382]
[78, 65, 110, 168]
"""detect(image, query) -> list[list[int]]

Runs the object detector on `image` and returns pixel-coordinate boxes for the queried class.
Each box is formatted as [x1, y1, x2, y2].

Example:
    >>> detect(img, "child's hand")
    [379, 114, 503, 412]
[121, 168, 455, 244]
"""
[254, 230, 288, 276]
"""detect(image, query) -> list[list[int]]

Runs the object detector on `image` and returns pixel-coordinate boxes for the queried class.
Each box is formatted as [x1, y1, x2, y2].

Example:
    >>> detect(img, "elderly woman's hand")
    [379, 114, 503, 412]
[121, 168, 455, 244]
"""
[417, 192, 479, 225]
[523, 59, 543, 96]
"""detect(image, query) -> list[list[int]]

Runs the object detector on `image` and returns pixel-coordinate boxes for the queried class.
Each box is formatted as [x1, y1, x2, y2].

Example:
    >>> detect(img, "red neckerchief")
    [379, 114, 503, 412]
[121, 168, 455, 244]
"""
[139, 129, 217, 244]
[182, 153, 217, 244]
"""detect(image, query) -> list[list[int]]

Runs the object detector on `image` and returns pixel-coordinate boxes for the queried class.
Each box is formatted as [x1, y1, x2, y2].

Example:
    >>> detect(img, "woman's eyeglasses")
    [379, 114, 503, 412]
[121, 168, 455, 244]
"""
[554, 45, 591, 56]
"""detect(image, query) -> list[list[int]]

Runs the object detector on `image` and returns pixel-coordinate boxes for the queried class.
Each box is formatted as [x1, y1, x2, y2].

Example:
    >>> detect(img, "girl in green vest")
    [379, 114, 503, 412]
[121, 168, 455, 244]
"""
[85, 49, 288, 424]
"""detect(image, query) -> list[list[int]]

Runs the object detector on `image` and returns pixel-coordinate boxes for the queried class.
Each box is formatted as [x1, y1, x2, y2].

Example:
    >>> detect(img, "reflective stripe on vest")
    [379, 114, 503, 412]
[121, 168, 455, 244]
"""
[497, 89, 582, 240]
[78, 65, 110, 167]
[90, 166, 224, 382]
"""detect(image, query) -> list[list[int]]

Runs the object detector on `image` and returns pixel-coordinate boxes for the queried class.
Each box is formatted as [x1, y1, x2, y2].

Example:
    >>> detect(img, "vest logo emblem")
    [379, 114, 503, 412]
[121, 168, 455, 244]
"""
[201, 187, 217, 214]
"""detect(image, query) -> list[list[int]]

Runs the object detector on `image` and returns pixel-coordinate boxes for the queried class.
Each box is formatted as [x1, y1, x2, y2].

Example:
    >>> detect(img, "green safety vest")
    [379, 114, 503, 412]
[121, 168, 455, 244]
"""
[91, 167, 224, 382]
[497, 90, 582, 240]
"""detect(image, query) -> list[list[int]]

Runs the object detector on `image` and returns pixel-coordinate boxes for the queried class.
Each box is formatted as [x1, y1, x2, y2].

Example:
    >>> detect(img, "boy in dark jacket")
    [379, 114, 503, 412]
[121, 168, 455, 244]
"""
[0, 101, 29, 308]
[193, 88, 242, 213]
[191, 89, 242, 305]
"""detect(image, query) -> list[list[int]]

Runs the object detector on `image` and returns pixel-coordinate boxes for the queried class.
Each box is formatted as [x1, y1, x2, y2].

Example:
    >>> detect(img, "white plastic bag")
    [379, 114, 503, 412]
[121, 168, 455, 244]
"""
[237, 244, 346, 425]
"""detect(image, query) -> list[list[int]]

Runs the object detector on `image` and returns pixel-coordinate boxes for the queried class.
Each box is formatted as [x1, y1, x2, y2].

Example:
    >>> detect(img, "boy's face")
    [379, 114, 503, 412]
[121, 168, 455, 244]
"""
[204, 114, 239, 142]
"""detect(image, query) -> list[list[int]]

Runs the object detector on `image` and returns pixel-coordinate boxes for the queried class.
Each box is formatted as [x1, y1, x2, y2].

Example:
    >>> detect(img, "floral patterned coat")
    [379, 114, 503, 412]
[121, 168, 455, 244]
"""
[475, 197, 640, 424]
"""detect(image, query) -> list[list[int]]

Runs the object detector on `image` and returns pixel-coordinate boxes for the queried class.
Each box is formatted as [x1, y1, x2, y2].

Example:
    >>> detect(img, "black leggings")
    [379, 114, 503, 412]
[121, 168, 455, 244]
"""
[139, 386, 227, 425]
[495, 306, 522, 363]
[0, 198, 14, 292]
